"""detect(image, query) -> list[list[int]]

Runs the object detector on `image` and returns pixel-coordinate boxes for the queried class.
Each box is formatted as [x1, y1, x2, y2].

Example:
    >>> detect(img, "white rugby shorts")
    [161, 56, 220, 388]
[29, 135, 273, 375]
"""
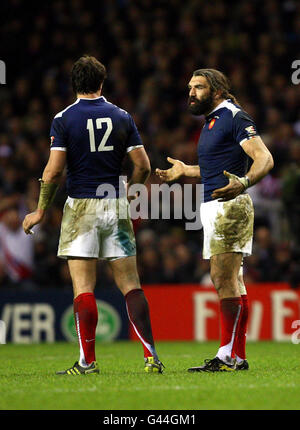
[200, 193, 254, 259]
[57, 197, 136, 260]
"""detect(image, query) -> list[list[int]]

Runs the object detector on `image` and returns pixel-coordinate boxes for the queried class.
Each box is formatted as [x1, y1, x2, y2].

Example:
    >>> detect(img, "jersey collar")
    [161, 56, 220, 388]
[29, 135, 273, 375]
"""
[205, 99, 230, 120]
[77, 96, 107, 101]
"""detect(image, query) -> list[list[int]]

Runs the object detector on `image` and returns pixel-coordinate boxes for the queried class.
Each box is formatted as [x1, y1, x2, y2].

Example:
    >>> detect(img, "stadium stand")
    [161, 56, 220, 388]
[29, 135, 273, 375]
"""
[0, 0, 300, 288]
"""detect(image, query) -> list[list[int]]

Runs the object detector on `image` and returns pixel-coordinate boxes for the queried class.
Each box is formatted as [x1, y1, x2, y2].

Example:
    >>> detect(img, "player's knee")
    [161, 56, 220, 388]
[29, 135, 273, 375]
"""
[120, 284, 141, 296]
[210, 272, 236, 292]
[115, 273, 141, 295]
[73, 283, 94, 298]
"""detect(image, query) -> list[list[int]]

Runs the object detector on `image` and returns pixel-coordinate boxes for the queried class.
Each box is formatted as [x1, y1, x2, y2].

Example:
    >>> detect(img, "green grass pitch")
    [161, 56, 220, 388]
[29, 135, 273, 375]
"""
[0, 341, 299, 410]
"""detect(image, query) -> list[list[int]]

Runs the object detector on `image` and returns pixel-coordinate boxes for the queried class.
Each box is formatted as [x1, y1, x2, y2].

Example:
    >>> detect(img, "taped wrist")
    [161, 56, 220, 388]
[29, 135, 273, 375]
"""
[237, 176, 250, 190]
[37, 179, 59, 210]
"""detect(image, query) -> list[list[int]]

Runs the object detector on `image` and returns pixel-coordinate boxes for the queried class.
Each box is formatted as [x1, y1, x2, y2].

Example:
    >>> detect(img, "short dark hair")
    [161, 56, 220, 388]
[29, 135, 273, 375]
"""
[71, 55, 107, 94]
[193, 68, 238, 105]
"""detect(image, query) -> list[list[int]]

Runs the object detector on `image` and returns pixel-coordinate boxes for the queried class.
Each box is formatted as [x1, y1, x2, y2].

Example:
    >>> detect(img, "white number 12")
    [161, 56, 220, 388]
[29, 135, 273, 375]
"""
[87, 117, 113, 152]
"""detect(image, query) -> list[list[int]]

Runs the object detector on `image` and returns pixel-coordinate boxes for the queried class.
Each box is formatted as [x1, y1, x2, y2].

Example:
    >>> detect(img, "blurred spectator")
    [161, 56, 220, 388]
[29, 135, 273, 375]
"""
[243, 254, 262, 284]
[139, 247, 162, 284]
[0, 208, 36, 288]
[281, 141, 300, 246]
[252, 226, 275, 281]
[270, 243, 296, 283]
[248, 173, 283, 240]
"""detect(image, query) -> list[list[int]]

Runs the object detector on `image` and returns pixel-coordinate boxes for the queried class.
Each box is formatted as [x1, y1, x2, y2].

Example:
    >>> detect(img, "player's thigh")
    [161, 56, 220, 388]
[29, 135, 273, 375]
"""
[67, 257, 98, 298]
[210, 252, 243, 292]
[108, 256, 141, 296]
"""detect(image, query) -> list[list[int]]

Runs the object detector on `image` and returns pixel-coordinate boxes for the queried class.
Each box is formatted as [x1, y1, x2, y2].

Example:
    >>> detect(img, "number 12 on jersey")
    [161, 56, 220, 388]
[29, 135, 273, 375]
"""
[87, 117, 113, 152]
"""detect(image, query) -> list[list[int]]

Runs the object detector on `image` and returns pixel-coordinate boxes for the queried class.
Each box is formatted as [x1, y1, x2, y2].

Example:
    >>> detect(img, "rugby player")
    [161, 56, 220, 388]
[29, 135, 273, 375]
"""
[156, 69, 274, 372]
[23, 56, 163, 375]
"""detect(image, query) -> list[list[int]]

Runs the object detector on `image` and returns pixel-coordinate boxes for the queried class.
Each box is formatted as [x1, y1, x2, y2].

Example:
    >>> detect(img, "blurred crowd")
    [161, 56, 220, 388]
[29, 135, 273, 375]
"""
[1, 0, 300, 289]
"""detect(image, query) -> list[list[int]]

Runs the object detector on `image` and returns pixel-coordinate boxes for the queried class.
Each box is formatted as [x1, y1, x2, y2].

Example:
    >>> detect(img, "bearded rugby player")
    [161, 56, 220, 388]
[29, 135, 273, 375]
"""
[156, 69, 273, 372]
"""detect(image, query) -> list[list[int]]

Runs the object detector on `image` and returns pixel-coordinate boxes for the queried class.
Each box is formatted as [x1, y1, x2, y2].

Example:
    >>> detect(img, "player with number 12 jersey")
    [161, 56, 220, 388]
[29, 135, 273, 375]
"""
[23, 56, 163, 375]
[50, 96, 143, 198]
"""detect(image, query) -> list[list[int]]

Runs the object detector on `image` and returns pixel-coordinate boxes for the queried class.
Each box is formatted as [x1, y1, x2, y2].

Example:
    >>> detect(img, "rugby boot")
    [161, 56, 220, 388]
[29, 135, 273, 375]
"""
[188, 357, 235, 372]
[56, 361, 99, 375]
[144, 356, 165, 373]
[235, 359, 249, 371]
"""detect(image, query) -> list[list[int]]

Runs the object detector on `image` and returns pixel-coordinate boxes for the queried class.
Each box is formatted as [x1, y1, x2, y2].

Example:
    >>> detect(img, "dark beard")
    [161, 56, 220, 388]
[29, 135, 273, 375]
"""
[187, 93, 214, 116]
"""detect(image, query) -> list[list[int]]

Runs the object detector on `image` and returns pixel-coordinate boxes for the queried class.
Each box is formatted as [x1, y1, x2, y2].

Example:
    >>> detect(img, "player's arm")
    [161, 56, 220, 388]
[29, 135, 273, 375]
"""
[156, 157, 201, 182]
[22, 150, 66, 234]
[127, 147, 151, 186]
[211, 136, 274, 201]
[240, 136, 274, 186]
[126, 147, 151, 202]
[124, 113, 151, 188]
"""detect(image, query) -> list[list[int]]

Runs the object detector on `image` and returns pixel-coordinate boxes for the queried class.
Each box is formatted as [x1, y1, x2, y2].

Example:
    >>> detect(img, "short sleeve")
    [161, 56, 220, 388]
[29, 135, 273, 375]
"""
[125, 115, 143, 153]
[50, 116, 66, 151]
[232, 110, 259, 146]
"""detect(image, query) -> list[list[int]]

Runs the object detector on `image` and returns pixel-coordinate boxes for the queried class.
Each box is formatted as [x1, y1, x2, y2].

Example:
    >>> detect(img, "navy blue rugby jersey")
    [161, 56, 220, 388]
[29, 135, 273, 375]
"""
[197, 99, 259, 202]
[49, 96, 143, 198]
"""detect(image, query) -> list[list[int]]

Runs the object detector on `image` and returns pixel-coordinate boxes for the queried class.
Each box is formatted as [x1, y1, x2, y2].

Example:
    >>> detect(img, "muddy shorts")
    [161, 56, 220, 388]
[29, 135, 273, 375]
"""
[57, 197, 136, 260]
[200, 193, 254, 259]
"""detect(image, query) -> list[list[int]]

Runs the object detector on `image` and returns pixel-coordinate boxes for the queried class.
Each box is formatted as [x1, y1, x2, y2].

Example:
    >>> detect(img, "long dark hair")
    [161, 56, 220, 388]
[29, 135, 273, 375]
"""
[193, 68, 239, 105]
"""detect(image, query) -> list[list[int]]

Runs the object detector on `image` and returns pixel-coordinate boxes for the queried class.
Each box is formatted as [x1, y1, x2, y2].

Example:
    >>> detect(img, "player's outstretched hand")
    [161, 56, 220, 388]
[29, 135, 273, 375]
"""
[22, 209, 45, 235]
[155, 157, 185, 182]
[211, 170, 246, 202]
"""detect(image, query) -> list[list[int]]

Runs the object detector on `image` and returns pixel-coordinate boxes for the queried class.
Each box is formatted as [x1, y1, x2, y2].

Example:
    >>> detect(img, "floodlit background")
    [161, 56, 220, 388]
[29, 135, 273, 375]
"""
[0, 1, 299, 299]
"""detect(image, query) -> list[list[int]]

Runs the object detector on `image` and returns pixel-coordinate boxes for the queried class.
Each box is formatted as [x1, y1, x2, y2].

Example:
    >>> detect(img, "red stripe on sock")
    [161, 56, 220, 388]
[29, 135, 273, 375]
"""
[219, 297, 242, 358]
[125, 288, 157, 359]
[234, 294, 248, 360]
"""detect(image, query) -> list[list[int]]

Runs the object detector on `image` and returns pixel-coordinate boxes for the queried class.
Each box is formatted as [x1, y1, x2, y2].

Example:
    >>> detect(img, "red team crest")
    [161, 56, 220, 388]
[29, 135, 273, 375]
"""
[50, 136, 55, 146]
[208, 118, 216, 129]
